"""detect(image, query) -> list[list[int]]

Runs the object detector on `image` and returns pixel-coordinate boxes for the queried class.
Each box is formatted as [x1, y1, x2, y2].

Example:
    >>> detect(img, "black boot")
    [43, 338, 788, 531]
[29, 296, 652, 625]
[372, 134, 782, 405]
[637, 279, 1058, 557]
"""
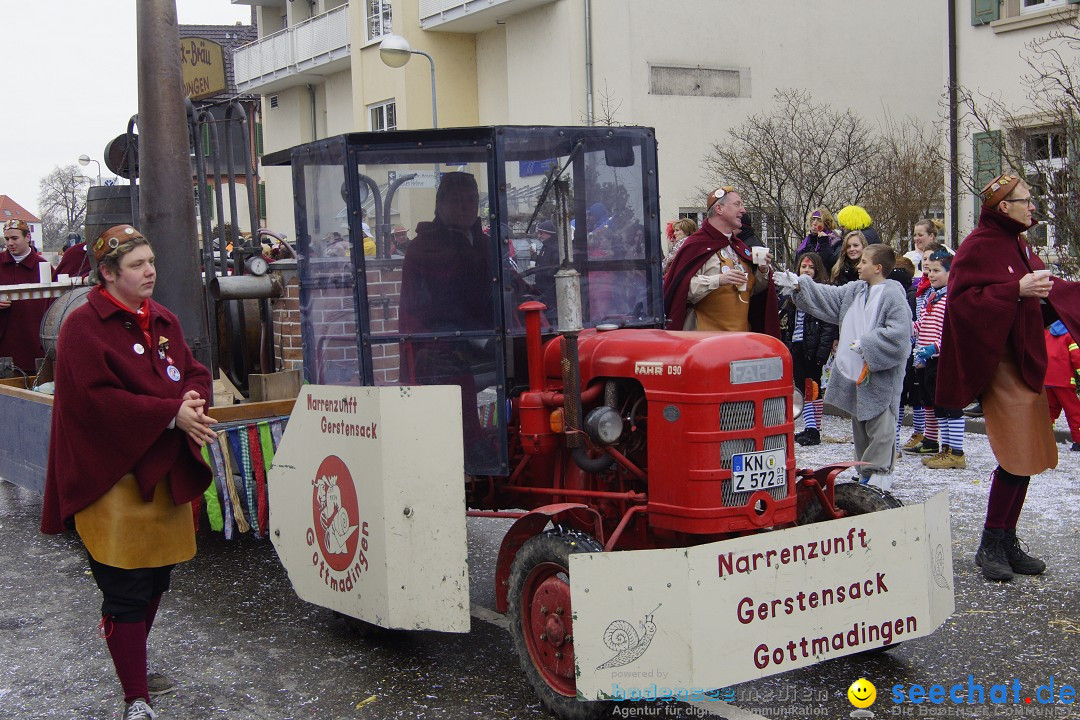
[796, 427, 820, 446]
[975, 528, 1013, 581]
[1002, 529, 1046, 575]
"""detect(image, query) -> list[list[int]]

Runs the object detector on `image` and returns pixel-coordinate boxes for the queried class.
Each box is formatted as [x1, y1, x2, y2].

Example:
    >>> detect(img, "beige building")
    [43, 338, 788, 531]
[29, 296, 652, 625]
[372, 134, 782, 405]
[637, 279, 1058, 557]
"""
[950, 0, 1078, 249]
[232, 0, 944, 243]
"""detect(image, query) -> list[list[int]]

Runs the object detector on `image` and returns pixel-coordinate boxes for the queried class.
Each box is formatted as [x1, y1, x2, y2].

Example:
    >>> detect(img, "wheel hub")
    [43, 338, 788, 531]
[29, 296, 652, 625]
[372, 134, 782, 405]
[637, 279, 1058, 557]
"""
[526, 569, 575, 685]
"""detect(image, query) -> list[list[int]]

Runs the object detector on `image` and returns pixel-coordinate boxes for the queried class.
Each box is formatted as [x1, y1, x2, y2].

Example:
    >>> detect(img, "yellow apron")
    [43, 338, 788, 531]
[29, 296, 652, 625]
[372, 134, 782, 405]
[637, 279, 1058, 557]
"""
[75, 474, 196, 570]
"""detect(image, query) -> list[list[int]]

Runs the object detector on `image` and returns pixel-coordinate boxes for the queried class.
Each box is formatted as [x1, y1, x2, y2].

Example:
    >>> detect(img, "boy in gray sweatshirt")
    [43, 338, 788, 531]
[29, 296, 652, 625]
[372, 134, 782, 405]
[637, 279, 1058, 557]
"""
[775, 244, 911, 489]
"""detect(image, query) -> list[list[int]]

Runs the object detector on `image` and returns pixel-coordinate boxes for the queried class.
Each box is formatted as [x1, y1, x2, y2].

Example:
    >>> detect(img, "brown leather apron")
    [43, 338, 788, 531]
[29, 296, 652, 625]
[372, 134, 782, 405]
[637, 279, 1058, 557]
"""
[75, 474, 196, 569]
[982, 351, 1058, 476]
[692, 253, 756, 332]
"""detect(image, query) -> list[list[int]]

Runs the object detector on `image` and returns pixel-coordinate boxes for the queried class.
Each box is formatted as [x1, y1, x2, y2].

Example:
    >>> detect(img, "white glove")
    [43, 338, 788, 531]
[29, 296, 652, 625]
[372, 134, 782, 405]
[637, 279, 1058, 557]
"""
[774, 270, 800, 294]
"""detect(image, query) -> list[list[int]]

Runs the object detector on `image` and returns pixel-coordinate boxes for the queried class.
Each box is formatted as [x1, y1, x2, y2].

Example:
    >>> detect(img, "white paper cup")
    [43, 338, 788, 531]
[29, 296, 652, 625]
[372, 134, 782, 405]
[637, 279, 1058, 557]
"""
[751, 246, 769, 265]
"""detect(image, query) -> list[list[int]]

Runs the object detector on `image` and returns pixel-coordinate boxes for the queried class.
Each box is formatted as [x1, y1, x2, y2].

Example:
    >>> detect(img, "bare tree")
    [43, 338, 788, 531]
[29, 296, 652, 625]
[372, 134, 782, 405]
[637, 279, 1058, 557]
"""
[700, 89, 882, 265]
[37, 164, 89, 251]
[862, 115, 946, 252]
[955, 10, 1080, 274]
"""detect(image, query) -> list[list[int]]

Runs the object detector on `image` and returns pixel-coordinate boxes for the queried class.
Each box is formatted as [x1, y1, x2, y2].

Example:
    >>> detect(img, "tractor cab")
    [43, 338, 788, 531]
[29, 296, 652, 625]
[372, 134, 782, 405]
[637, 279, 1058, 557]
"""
[267, 126, 663, 475]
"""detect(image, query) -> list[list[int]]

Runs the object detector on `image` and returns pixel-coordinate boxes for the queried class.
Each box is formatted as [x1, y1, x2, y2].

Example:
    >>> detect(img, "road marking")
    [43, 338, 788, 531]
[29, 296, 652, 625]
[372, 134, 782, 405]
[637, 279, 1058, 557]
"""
[470, 605, 766, 719]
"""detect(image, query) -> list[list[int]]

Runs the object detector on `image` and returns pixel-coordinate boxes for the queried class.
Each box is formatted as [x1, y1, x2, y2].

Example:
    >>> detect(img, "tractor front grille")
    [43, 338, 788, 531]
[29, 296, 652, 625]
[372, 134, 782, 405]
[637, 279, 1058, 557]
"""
[719, 433, 790, 506]
[719, 400, 755, 431]
[763, 397, 786, 427]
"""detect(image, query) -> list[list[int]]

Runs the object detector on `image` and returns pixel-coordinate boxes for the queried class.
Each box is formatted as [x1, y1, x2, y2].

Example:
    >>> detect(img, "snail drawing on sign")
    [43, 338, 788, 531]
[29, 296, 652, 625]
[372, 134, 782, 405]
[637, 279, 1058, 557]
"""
[596, 604, 662, 670]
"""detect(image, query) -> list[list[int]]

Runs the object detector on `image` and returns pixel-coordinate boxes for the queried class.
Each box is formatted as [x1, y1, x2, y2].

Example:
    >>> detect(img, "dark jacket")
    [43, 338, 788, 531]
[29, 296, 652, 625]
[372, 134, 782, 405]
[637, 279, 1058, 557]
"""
[832, 258, 860, 286]
[888, 268, 917, 320]
[796, 232, 842, 272]
[780, 298, 838, 365]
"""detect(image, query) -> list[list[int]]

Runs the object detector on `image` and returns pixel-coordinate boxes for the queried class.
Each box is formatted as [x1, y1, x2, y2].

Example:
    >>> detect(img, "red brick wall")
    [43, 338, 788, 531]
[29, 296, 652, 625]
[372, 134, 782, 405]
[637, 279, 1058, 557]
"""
[269, 260, 404, 383]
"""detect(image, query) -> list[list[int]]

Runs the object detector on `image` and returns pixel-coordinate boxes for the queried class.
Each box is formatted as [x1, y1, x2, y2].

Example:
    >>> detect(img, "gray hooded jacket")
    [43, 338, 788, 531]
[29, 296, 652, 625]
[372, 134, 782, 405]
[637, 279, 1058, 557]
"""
[792, 278, 911, 421]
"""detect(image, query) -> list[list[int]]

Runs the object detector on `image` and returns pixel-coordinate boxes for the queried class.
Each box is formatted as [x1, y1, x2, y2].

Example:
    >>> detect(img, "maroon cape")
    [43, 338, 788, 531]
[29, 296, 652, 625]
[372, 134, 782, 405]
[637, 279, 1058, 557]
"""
[41, 288, 213, 534]
[662, 221, 781, 337]
[0, 249, 55, 373]
[937, 208, 1080, 408]
[55, 242, 90, 278]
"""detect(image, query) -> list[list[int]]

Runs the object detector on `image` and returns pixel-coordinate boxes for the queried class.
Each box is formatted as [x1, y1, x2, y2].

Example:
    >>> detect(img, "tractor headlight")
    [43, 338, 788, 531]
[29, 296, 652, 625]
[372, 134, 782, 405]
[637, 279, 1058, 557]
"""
[584, 406, 624, 446]
[792, 387, 804, 420]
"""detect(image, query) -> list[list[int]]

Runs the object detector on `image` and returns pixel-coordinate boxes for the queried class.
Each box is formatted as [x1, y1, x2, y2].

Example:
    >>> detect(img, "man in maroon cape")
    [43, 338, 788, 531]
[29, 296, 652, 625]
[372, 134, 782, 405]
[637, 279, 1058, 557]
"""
[663, 187, 780, 337]
[0, 219, 55, 374]
[938, 173, 1080, 582]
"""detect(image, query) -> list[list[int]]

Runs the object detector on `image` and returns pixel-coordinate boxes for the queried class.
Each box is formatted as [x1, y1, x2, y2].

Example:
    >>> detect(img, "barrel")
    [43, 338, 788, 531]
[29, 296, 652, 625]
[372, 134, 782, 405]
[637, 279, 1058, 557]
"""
[85, 185, 136, 276]
[39, 286, 93, 359]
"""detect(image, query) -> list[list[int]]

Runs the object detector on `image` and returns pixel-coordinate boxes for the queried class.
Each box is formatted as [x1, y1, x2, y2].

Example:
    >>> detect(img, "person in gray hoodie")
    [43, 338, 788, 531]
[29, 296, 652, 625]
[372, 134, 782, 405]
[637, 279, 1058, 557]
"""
[775, 244, 911, 490]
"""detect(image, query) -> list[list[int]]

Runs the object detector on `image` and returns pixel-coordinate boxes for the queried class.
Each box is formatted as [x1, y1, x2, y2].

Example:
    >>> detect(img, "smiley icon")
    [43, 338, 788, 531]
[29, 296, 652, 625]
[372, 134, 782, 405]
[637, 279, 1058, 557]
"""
[848, 678, 876, 708]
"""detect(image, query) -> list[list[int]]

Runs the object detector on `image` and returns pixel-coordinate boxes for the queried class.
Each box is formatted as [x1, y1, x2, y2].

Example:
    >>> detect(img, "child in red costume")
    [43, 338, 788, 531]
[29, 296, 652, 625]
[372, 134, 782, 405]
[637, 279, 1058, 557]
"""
[1044, 319, 1080, 450]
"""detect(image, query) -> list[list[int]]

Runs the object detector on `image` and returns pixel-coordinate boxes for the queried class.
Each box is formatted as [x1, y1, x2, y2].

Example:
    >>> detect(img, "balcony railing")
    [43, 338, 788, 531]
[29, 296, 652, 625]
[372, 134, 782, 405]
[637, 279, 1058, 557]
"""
[234, 4, 350, 92]
[419, 0, 556, 32]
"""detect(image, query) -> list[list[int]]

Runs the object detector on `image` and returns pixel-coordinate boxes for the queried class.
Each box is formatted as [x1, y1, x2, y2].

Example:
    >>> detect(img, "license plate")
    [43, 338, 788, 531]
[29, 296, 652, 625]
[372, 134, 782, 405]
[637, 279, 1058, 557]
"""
[730, 448, 786, 493]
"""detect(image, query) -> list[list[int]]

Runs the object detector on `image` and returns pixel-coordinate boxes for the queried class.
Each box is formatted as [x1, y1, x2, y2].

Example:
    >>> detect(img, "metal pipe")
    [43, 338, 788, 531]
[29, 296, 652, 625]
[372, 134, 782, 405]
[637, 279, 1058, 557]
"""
[947, 0, 960, 247]
[136, 0, 212, 370]
[584, 0, 594, 126]
[210, 274, 286, 300]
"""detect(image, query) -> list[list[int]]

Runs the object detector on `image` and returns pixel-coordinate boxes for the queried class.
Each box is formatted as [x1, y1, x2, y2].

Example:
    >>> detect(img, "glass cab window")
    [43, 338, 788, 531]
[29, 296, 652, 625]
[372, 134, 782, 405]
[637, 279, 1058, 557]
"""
[286, 127, 660, 477]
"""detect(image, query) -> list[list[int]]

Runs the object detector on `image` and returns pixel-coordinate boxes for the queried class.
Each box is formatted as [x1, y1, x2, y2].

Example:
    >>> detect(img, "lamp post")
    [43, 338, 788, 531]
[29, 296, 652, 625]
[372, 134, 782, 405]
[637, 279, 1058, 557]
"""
[379, 34, 437, 128]
[77, 154, 102, 186]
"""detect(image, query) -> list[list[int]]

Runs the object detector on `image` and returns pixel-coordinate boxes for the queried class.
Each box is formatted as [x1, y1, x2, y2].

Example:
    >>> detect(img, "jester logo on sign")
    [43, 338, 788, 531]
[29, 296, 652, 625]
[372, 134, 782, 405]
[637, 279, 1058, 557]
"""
[308, 455, 363, 578]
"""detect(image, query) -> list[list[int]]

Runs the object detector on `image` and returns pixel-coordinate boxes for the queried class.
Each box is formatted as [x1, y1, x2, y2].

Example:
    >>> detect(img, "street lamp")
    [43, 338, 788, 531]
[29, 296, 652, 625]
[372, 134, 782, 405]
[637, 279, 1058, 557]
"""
[379, 34, 437, 128]
[78, 154, 102, 186]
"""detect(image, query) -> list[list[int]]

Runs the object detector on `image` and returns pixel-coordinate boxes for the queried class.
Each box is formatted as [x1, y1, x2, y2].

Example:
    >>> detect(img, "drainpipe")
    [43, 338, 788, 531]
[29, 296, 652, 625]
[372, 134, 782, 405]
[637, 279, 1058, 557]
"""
[307, 84, 318, 141]
[947, 0, 959, 247]
[584, 0, 594, 125]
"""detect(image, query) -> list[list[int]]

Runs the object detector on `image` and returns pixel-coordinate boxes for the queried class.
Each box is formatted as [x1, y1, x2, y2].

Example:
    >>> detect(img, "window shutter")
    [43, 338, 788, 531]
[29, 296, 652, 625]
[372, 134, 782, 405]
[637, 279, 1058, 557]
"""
[255, 122, 263, 158]
[971, 0, 999, 25]
[206, 184, 215, 220]
[258, 182, 267, 221]
[973, 131, 1002, 217]
[202, 124, 212, 157]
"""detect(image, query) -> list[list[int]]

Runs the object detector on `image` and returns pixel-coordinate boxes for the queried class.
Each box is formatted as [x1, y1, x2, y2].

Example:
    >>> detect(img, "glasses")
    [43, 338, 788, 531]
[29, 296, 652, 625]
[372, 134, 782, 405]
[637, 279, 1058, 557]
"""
[1003, 197, 1035, 206]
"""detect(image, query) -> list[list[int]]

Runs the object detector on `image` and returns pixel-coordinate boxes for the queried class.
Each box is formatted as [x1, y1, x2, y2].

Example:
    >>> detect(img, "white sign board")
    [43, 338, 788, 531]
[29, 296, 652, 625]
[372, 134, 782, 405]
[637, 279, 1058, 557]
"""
[269, 385, 470, 632]
[572, 491, 954, 699]
[387, 170, 440, 189]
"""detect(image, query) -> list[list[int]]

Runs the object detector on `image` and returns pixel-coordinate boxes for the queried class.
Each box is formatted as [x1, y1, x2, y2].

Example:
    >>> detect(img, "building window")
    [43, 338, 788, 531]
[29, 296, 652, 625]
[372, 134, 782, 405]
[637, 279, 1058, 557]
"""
[369, 100, 397, 132]
[1021, 0, 1066, 13]
[1021, 127, 1068, 247]
[269, 95, 279, 109]
[366, 0, 392, 42]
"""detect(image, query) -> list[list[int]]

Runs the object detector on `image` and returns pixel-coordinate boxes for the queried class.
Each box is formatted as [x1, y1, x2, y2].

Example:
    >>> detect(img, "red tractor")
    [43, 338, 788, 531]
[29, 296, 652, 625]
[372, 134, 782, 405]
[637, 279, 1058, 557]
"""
[267, 125, 900, 719]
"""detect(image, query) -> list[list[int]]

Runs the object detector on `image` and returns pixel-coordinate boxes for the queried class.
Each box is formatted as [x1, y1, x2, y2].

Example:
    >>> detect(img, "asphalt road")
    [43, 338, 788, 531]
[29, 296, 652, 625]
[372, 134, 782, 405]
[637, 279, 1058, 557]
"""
[1, 414, 1077, 720]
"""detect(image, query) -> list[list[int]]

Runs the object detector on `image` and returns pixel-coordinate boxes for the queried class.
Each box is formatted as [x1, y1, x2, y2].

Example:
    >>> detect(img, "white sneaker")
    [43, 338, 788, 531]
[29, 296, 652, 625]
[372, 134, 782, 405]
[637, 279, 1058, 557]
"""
[865, 474, 894, 491]
[123, 699, 157, 720]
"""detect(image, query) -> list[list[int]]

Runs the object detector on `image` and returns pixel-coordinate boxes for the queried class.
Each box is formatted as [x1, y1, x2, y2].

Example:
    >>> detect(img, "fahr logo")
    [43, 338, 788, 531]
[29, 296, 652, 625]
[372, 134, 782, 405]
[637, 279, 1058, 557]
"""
[308, 456, 370, 591]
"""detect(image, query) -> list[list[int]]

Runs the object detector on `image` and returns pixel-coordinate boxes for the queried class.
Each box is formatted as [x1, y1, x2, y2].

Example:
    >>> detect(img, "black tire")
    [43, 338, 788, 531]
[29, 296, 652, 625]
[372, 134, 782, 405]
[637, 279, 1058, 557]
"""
[507, 528, 611, 720]
[797, 480, 902, 526]
[797, 482, 903, 654]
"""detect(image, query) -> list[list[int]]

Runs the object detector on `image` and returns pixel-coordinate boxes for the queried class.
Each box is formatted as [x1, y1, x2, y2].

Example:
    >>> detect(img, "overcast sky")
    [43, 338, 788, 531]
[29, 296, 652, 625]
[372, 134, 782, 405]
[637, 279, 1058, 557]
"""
[2, 1, 253, 218]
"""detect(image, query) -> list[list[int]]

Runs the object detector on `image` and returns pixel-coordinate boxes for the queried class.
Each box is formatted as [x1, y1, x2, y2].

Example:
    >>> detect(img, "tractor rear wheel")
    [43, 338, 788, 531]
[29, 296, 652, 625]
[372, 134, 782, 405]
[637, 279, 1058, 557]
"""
[508, 528, 610, 720]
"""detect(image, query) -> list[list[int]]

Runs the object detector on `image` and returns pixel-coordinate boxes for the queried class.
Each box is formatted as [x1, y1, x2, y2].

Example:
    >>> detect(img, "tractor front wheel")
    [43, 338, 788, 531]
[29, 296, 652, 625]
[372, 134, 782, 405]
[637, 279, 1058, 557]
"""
[508, 528, 610, 720]
[798, 480, 902, 526]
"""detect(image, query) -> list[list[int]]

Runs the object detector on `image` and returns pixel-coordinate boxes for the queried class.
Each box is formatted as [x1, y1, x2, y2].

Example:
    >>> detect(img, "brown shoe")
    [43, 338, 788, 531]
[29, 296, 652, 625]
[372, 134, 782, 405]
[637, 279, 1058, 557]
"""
[902, 432, 925, 451]
[924, 449, 967, 469]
